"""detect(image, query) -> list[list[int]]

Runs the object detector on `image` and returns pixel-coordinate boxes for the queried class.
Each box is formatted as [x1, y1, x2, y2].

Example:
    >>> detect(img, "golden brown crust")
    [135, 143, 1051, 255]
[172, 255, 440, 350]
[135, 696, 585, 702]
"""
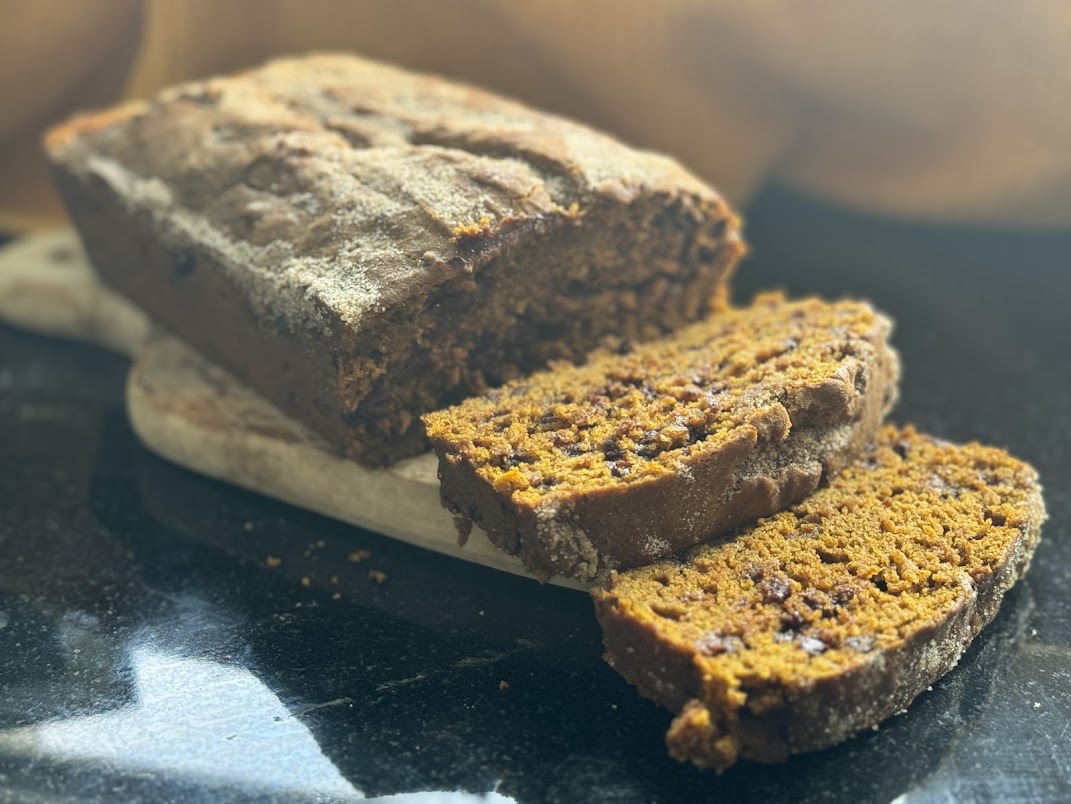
[43, 100, 145, 153]
[593, 426, 1046, 772]
[44, 53, 743, 464]
[425, 295, 899, 580]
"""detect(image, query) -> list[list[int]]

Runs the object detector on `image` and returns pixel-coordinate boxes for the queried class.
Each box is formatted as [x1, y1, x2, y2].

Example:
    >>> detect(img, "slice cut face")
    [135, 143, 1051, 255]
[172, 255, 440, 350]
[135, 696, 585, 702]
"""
[593, 426, 1046, 772]
[424, 293, 900, 581]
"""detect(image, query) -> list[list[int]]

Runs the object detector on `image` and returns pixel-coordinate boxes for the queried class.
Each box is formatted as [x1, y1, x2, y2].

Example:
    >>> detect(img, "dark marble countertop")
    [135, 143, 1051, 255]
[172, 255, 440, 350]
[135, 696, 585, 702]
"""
[2, 188, 1069, 803]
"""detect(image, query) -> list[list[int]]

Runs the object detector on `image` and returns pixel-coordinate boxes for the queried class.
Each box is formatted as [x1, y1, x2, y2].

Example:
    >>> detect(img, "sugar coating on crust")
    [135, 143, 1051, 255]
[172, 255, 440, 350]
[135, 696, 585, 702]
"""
[48, 53, 735, 336]
[47, 53, 745, 465]
[425, 294, 892, 507]
[593, 425, 1046, 772]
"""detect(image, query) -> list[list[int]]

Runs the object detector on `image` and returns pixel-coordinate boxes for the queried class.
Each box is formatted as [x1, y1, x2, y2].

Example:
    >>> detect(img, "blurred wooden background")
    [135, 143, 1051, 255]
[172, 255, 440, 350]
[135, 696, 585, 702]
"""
[3, 0, 1070, 233]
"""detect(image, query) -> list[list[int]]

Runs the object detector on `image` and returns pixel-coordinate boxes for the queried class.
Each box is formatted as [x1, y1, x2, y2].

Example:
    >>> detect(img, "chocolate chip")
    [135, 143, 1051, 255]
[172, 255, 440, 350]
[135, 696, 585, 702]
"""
[759, 576, 791, 603]
[801, 588, 830, 609]
[780, 610, 806, 631]
[635, 430, 662, 458]
[600, 438, 624, 462]
[984, 509, 1007, 527]
[687, 424, 709, 445]
[696, 633, 740, 656]
[551, 432, 573, 448]
[817, 548, 844, 565]
[534, 413, 562, 432]
[831, 582, 860, 605]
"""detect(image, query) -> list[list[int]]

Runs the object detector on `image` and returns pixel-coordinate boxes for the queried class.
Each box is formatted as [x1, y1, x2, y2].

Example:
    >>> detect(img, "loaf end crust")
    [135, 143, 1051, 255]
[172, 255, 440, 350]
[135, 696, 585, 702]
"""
[46, 53, 743, 464]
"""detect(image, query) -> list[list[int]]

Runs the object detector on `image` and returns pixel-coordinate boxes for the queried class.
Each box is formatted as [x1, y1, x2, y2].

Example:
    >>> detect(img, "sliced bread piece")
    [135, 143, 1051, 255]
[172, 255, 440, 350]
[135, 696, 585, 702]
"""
[593, 425, 1046, 772]
[424, 294, 899, 581]
[44, 53, 743, 465]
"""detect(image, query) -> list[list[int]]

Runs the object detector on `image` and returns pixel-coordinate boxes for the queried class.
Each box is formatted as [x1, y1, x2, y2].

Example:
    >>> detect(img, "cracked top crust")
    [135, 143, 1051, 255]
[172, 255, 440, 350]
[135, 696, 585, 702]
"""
[45, 52, 735, 337]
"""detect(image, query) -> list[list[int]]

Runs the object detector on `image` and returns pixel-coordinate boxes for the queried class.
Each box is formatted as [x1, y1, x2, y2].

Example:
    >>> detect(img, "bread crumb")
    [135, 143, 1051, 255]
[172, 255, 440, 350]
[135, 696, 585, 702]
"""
[451, 216, 492, 242]
[332, 592, 342, 601]
[265, 555, 282, 568]
[330, 575, 339, 585]
[316, 539, 326, 548]
[300, 576, 311, 587]
[368, 570, 388, 584]
[499, 680, 509, 690]
[348, 550, 371, 563]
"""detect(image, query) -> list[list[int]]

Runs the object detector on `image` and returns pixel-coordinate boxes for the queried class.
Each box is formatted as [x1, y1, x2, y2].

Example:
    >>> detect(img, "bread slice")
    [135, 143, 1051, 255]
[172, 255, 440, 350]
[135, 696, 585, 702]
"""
[44, 53, 743, 465]
[424, 294, 899, 581]
[593, 426, 1046, 772]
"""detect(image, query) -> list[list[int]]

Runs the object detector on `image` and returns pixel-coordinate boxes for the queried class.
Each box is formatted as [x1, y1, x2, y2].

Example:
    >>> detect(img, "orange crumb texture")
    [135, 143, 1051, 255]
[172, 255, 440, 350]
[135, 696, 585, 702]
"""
[594, 425, 1045, 772]
[424, 294, 884, 506]
[451, 216, 493, 240]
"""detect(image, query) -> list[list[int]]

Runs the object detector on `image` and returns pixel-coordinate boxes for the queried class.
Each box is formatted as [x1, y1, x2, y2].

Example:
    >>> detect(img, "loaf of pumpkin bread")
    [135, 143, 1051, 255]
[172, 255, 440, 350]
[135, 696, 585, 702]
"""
[45, 53, 743, 464]
[593, 426, 1045, 772]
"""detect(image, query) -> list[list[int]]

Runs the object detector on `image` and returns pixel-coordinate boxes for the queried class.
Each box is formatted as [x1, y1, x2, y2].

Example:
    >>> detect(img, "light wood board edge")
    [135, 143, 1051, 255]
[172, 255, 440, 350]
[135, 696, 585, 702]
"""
[0, 231, 586, 591]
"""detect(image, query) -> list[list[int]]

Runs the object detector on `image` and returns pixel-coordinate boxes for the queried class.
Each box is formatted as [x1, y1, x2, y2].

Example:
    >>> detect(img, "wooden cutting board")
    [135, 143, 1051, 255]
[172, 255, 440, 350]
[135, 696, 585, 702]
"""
[0, 231, 586, 590]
